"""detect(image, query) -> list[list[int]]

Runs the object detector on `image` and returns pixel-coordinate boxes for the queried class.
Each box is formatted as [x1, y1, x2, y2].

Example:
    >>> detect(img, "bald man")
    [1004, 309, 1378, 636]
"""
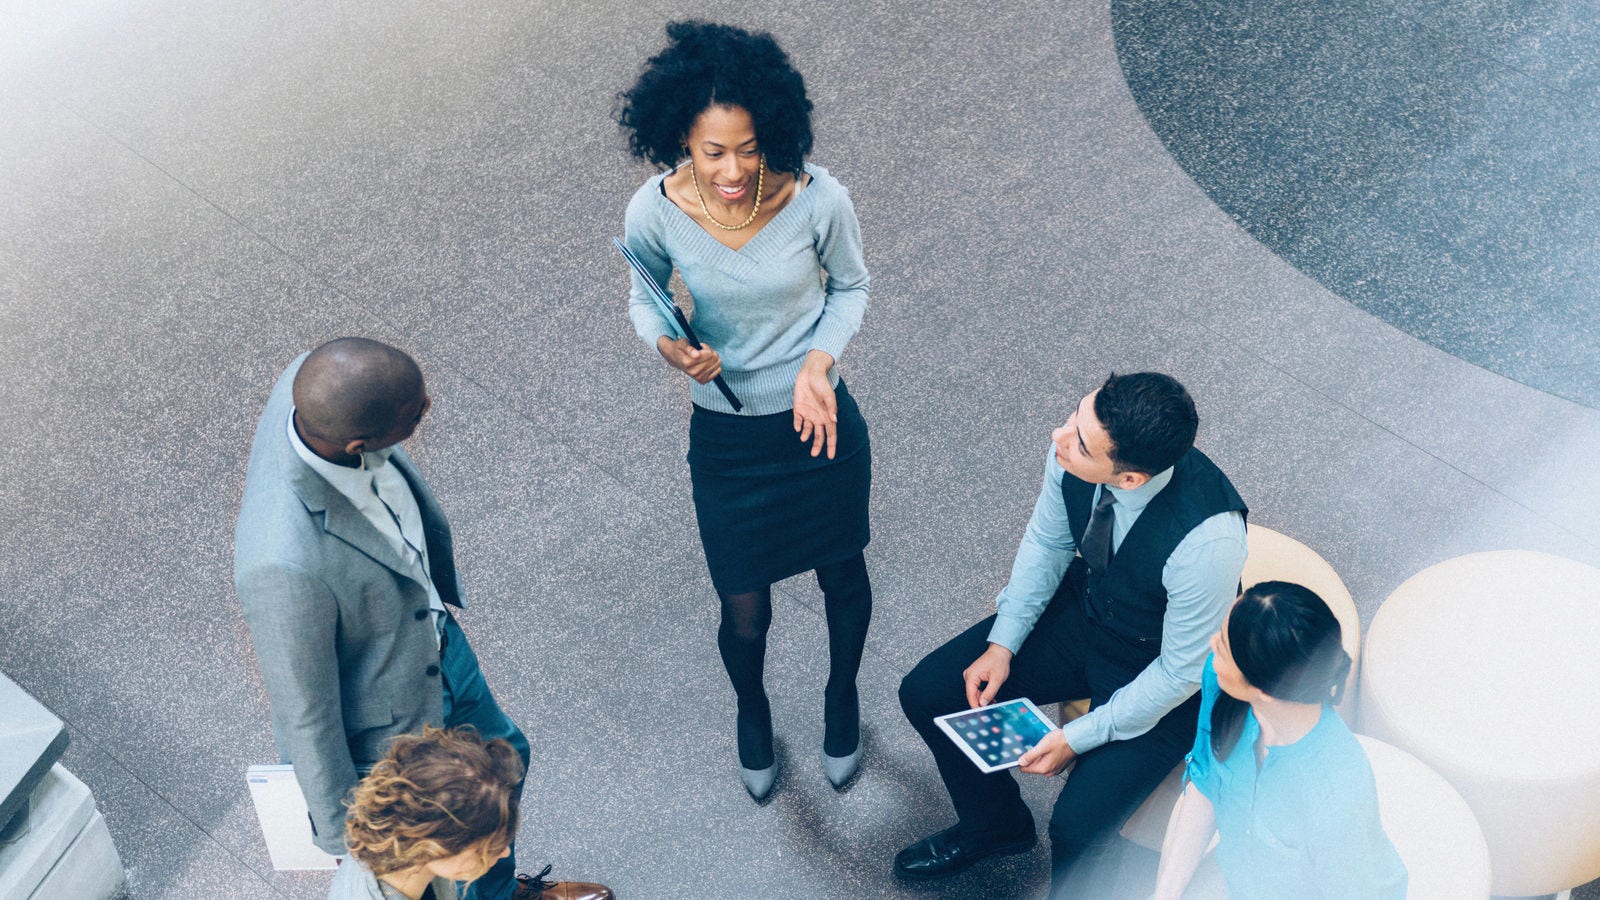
[235, 339, 611, 900]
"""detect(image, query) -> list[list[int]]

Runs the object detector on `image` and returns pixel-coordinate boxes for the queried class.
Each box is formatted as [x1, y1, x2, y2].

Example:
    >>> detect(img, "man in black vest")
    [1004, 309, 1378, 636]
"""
[895, 372, 1248, 896]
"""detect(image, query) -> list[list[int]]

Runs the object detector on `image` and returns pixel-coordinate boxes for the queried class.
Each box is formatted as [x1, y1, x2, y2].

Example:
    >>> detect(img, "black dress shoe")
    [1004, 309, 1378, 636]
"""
[893, 823, 1036, 881]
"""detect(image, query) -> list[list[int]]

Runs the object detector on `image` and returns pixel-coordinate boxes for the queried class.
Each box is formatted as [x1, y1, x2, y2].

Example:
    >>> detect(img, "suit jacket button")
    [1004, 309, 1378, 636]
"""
[426, 664, 440, 677]
[414, 609, 429, 620]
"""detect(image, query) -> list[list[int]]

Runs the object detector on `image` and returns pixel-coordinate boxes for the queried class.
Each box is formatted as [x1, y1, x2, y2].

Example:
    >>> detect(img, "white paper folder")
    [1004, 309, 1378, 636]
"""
[244, 765, 340, 871]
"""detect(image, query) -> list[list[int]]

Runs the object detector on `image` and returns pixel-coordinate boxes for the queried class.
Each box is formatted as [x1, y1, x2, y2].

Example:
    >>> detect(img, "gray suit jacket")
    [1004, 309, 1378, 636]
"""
[235, 355, 464, 854]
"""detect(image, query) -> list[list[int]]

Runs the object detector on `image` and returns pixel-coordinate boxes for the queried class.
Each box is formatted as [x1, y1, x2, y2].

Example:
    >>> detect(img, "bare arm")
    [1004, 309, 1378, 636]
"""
[1152, 782, 1218, 900]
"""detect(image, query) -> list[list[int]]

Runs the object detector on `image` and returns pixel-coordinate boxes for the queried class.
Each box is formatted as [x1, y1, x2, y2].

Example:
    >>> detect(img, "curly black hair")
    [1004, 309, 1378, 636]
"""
[617, 20, 814, 175]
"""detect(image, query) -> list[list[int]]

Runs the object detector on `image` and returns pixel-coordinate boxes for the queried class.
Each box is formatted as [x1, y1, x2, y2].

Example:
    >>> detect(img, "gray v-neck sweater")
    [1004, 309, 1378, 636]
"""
[624, 162, 869, 415]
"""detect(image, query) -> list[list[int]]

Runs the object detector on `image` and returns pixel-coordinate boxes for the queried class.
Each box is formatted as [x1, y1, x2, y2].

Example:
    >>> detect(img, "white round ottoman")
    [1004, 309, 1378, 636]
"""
[1119, 524, 1363, 850]
[1359, 550, 1600, 896]
[1356, 735, 1492, 899]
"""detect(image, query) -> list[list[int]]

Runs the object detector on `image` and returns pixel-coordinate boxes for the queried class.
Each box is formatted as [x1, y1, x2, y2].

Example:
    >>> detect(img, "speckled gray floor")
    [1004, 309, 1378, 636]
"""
[2, 1, 1597, 898]
[1115, 0, 1600, 410]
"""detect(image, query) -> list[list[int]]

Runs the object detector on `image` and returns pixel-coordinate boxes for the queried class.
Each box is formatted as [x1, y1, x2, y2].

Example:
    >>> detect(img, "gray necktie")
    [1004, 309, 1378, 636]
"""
[370, 478, 445, 644]
[1081, 487, 1117, 574]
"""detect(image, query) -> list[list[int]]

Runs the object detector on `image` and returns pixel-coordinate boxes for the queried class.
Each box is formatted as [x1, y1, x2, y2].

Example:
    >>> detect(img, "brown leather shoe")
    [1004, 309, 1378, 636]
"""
[513, 865, 615, 900]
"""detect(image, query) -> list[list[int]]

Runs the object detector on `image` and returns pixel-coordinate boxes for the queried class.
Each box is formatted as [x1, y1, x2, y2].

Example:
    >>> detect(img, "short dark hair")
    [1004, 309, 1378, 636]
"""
[616, 20, 814, 175]
[1092, 372, 1198, 475]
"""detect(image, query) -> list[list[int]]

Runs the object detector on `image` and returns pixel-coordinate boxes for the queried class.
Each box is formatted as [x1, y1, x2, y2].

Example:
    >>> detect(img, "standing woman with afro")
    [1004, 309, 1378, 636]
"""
[617, 20, 874, 802]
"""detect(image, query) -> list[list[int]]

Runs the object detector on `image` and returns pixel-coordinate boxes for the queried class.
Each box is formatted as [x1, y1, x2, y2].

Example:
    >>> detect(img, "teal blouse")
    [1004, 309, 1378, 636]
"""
[1185, 656, 1407, 899]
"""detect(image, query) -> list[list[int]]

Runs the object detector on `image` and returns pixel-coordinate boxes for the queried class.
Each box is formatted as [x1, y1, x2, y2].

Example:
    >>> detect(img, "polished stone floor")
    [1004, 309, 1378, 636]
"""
[2, 1, 1597, 898]
[1116, 0, 1600, 409]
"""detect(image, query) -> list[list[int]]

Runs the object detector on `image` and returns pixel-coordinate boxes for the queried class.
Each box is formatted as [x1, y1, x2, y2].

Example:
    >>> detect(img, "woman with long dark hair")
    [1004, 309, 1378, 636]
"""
[1153, 581, 1407, 899]
[616, 21, 873, 802]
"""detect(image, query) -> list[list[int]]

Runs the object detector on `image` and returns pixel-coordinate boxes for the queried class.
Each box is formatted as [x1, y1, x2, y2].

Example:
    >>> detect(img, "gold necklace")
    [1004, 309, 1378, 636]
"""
[689, 159, 765, 230]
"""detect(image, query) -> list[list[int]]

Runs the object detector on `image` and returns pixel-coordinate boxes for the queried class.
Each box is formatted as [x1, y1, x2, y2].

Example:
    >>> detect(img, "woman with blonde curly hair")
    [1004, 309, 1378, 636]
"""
[327, 727, 523, 900]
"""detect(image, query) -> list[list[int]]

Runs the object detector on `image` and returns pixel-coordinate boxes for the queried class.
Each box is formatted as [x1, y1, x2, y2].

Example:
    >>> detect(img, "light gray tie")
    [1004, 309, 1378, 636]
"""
[370, 478, 444, 643]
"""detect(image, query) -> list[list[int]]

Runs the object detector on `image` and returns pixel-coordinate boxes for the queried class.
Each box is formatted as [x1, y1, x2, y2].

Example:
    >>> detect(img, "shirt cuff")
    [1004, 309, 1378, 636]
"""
[808, 314, 856, 363]
[986, 614, 1033, 655]
[634, 315, 676, 348]
[1060, 712, 1109, 756]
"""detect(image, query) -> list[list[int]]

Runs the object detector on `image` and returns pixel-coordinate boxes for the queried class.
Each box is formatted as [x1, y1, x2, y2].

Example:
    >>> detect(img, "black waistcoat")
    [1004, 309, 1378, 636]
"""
[1060, 448, 1247, 660]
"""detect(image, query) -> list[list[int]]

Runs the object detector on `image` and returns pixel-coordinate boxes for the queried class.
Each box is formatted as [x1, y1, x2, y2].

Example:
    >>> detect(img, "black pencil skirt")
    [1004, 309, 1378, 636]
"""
[688, 380, 872, 595]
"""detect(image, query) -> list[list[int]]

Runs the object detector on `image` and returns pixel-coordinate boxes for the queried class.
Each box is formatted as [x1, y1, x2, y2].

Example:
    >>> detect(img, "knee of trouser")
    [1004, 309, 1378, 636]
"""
[897, 669, 919, 714]
[1046, 805, 1107, 858]
[899, 659, 962, 722]
[898, 666, 934, 719]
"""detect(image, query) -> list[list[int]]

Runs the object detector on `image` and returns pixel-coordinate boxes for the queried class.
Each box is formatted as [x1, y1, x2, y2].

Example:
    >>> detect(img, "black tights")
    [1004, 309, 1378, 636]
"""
[717, 552, 872, 767]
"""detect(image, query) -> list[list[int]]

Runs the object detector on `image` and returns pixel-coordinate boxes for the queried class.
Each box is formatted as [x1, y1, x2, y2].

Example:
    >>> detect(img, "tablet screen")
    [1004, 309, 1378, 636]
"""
[937, 699, 1055, 771]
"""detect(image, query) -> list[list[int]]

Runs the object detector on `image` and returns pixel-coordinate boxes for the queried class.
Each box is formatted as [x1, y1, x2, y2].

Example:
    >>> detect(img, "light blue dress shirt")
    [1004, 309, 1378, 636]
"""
[326, 856, 461, 900]
[1186, 657, 1408, 899]
[986, 445, 1246, 754]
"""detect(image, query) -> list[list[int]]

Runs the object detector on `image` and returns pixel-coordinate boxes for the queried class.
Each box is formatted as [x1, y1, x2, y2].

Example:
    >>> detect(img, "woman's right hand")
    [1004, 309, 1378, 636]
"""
[657, 335, 722, 384]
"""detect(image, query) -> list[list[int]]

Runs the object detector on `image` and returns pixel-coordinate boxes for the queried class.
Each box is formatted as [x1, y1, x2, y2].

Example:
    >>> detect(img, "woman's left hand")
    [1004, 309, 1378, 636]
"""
[794, 350, 838, 459]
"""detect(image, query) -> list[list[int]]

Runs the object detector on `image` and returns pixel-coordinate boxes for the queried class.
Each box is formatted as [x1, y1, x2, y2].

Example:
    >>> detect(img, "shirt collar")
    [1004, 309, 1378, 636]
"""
[286, 408, 393, 486]
[1104, 465, 1173, 513]
[1252, 704, 1338, 762]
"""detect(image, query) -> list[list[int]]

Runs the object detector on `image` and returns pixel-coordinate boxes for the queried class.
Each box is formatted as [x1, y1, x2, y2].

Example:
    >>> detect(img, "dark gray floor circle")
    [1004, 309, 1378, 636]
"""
[1112, 0, 1600, 409]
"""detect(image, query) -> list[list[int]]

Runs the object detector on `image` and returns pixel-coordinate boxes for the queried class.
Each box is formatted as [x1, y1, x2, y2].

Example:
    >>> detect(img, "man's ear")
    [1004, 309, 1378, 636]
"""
[1112, 469, 1151, 491]
[343, 438, 368, 458]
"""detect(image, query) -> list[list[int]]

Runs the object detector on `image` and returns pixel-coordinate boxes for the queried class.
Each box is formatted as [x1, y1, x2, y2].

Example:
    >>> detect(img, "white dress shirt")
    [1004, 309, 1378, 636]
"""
[287, 410, 446, 647]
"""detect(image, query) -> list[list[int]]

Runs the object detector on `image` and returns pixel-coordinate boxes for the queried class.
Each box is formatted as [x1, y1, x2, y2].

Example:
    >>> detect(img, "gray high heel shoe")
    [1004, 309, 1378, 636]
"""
[822, 744, 862, 790]
[736, 706, 777, 802]
[740, 760, 778, 801]
[823, 691, 863, 789]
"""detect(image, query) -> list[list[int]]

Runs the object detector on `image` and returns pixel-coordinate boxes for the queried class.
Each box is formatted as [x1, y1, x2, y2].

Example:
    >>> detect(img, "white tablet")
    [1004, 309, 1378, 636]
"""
[935, 698, 1058, 773]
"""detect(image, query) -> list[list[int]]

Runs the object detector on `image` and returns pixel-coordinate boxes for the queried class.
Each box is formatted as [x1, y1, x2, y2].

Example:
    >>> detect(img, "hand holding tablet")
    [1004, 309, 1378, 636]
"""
[934, 698, 1058, 773]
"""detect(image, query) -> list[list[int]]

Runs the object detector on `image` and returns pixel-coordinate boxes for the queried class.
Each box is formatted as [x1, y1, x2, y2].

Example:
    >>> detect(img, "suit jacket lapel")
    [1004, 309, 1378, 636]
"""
[389, 450, 462, 608]
[287, 458, 418, 582]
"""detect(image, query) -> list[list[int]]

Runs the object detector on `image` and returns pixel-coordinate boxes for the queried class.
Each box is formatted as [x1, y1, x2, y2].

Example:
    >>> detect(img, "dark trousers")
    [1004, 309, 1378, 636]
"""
[441, 614, 531, 900]
[898, 586, 1197, 897]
